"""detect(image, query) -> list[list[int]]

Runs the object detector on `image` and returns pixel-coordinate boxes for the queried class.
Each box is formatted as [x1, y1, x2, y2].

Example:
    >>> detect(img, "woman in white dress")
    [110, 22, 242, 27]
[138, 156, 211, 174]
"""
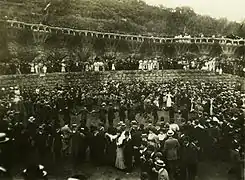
[61, 63, 66, 73]
[43, 65, 47, 74]
[35, 64, 39, 73]
[112, 63, 116, 70]
[30, 63, 35, 73]
[210, 98, 214, 116]
[166, 92, 173, 108]
[94, 62, 99, 72]
[219, 68, 223, 75]
[115, 132, 127, 170]
[139, 60, 143, 70]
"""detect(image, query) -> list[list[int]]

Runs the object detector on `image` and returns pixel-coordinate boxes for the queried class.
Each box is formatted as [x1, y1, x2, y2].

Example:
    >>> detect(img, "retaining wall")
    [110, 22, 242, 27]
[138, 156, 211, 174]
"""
[0, 70, 243, 88]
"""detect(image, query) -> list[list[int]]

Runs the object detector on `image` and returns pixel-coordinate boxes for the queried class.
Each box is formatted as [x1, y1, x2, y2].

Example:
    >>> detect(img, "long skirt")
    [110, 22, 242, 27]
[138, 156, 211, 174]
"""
[166, 97, 172, 108]
[115, 147, 126, 170]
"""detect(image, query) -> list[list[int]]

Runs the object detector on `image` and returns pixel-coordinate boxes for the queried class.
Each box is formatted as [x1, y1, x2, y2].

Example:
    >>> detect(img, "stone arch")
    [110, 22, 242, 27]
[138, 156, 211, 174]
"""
[201, 39, 207, 43]
[195, 38, 201, 43]
[38, 25, 45, 32]
[79, 31, 86, 36]
[11, 22, 19, 28]
[19, 23, 25, 29]
[98, 34, 103, 38]
[56, 29, 63, 35]
[87, 32, 92, 37]
[238, 40, 245, 46]
[62, 29, 70, 35]
[132, 36, 138, 41]
[120, 36, 126, 40]
[226, 39, 232, 44]
[25, 24, 31, 30]
[207, 39, 214, 43]
[155, 38, 160, 43]
[44, 27, 51, 33]
[161, 39, 166, 43]
[233, 40, 238, 45]
[31, 25, 38, 31]
[125, 36, 131, 41]
[166, 39, 173, 43]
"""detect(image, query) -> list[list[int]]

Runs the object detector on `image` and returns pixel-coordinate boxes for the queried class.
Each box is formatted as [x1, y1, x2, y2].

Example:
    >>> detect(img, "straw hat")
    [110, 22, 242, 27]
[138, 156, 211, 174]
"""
[155, 160, 166, 167]
[167, 130, 174, 136]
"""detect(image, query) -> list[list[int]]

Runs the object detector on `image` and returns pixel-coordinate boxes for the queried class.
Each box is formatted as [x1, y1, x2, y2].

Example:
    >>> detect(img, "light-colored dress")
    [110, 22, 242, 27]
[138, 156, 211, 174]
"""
[94, 62, 99, 71]
[219, 68, 223, 75]
[148, 61, 153, 71]
[31, 63, 35, 73]
[115, 135, 126, 170]
[112, 63, 115, 70]
[210, 98, 214, 115]
[61, 63, 66, 72]
[139, 60, 143, 70]
[166, 94, 172, 108]
[43, 65, 47, 74]
[35, 64, 39, 73]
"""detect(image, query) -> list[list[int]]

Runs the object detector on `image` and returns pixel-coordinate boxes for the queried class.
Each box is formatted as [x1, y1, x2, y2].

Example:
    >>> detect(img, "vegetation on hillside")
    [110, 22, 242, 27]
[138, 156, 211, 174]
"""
[0, 0, 245, 37]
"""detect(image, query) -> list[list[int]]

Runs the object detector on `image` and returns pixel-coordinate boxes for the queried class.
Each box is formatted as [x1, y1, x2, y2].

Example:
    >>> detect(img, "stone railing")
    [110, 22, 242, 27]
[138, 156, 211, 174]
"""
[1, 19, 245, 46]
[0, 70, 242, 88]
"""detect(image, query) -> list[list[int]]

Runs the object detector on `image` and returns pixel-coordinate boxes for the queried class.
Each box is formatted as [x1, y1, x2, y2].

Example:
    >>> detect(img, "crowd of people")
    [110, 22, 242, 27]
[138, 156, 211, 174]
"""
[0, 79, 244, 179]
[0, 54, 244, 77]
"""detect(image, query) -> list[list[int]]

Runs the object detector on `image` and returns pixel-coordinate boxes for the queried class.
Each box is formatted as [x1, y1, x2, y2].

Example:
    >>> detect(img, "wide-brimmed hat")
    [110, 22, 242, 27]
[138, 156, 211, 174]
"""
[155, 160, 165, 167]
[131, 120, 137, 125]
[155, 152, 163, 158]
[0, 133, 10, 143]
[167, 130, 174, 136]
[101, 102, 106, 106]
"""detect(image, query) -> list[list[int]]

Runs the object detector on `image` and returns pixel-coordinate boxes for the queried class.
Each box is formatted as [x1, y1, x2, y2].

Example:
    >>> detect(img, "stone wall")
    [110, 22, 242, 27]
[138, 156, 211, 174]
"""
[0, 70, 243, 88]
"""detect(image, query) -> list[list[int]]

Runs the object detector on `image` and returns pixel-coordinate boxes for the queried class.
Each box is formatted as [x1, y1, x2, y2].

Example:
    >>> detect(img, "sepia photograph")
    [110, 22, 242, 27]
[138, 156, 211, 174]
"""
[0, 0, 244, 179]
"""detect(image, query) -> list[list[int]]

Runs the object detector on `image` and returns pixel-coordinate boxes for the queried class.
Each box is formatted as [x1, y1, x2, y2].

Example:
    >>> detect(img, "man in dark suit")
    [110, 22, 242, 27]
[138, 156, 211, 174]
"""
[124, 131, 133, 172]
[162, 130, 180, 180]
[180, 136, 199, 180]
[107, 102, 116, 127]
[131, 122, 142, 167]
[119, 102, 126, 122]
[76, 105, 90, 126]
